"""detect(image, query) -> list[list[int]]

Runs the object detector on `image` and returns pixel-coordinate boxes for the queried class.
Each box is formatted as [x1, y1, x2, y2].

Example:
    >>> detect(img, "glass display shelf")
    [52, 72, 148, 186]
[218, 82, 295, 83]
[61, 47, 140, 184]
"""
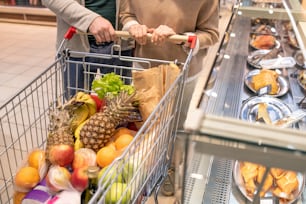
[181, 0, 306, 203]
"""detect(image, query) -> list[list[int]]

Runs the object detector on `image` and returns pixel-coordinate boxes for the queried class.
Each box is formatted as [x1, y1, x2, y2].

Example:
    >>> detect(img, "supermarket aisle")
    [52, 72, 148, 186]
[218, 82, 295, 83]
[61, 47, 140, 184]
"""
[0, 22, 56, 107]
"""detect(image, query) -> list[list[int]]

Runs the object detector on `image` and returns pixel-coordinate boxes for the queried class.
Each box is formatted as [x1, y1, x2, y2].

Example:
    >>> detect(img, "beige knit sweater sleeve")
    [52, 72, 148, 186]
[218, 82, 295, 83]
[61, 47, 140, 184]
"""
[42, 0, 99, 33]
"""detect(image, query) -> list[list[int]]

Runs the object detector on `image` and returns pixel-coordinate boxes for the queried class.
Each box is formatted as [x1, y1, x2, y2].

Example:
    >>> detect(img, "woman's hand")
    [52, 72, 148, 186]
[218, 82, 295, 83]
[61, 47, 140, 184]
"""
[128, 24, 149, 45]
[151, 25, 176, 45]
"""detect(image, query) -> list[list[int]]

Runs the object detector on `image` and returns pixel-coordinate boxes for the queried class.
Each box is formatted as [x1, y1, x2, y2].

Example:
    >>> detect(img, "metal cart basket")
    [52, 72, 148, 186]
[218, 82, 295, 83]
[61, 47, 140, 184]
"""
[0, 27, 196, 204]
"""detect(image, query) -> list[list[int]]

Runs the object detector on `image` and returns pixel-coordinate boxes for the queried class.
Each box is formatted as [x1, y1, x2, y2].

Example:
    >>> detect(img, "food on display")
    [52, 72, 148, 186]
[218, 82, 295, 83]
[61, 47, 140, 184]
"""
[253, 25, 277, 35]
[252, 0, 282, 3]
[247, 48, 281, 69]
[288, 31, 299, 49]
[298, 70, 306, 90]
[251, 35, 276, 50]
[294, 51, 305, 68]
[237, 161, 302, 202]
[252, 69, 280, 94]
[256, 103, 272, 124]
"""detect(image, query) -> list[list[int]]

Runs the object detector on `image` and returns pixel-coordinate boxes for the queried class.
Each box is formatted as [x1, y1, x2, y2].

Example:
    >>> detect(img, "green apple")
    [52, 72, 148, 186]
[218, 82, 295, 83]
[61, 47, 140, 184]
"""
[105, 182, 131, 204]
[98, 165, 123, 187]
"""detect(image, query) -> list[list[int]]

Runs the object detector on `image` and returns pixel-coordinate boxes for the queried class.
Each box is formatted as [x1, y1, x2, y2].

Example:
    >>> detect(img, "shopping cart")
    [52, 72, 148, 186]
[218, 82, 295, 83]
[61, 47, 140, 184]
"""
[0, 27, 196, 204]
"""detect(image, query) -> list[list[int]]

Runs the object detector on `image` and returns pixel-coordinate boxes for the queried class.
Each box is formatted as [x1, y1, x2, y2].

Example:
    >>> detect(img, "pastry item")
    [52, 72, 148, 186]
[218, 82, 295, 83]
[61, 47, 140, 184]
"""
[257, 165, 273, 197]
[257, 103, 272, 124]
[252, 69, 279, 94]
[273, 171, 299, 200]
[271, 168, 286, 179]
[240, 162, 258, 197]
[298, 70, 306, 90]
[238, 162, 302, 202]
[251, 35, 276, 50]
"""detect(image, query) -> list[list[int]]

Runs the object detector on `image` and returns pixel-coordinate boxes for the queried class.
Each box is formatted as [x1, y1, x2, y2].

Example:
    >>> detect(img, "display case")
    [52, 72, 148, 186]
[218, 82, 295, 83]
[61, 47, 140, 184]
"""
[180, 0, 306, 203]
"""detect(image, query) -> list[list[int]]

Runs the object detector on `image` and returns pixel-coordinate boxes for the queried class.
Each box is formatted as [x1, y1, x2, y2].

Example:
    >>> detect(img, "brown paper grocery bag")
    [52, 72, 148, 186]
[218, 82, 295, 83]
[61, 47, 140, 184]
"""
[132, 64, 181, 126]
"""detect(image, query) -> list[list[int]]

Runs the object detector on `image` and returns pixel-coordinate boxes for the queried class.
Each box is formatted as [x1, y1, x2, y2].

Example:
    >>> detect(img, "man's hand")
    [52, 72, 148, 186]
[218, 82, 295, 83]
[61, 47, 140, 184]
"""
[88, 16, 116, 43]
[151, 25, 176, 45]
[128, 24, 149, 45]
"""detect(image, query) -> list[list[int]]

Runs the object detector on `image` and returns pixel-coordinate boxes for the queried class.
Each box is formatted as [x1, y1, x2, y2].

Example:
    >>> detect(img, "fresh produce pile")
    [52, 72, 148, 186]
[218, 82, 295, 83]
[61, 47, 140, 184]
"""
[12, 73, 141, 204]
[12, 63, 181, 204]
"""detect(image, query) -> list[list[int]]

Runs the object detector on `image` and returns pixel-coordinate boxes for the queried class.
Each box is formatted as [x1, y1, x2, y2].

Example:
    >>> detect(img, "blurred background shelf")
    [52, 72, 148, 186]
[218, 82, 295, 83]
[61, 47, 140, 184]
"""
[0, 5, 56, 26]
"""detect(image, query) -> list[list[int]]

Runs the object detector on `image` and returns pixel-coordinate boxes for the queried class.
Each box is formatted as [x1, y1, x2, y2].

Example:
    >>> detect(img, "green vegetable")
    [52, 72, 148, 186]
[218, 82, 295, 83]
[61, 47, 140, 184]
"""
[91, 73, 134, 99]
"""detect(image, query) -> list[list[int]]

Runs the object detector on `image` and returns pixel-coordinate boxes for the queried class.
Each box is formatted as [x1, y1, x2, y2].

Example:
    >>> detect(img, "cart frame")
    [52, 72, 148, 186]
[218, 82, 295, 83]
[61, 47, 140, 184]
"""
[0, 27, 196, 204]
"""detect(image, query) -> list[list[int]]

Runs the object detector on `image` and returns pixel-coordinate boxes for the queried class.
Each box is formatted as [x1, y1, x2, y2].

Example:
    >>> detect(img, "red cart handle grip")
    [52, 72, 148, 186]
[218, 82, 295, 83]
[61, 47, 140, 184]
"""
[64, 27, 77, 40]
[188, 35, 197, 49]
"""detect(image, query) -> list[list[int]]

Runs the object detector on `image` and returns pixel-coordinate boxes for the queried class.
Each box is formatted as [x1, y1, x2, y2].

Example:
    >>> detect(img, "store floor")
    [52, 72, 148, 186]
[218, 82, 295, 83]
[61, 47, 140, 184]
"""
[0, 22, 56, 107]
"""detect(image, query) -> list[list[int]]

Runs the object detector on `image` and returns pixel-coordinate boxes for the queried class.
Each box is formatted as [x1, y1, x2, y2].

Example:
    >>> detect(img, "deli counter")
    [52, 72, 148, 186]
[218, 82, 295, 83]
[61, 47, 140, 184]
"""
[179, 0, 306, 203]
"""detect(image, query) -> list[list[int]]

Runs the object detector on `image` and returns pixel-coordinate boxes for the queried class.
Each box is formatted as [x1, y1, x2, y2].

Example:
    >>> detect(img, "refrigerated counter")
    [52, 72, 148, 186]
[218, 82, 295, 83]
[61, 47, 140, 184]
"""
[180, 1, 306, 203]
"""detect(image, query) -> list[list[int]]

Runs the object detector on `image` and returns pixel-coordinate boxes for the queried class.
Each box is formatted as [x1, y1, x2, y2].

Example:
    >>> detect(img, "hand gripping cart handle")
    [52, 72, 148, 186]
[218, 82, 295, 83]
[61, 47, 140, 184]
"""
[56, 26, 197, 57]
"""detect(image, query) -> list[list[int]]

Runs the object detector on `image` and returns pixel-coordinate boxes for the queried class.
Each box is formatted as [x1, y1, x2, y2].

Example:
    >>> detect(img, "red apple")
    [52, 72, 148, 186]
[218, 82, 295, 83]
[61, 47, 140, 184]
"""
[90, 94, 106, 112]
[48, 144, 74, 167]
[70, 167, 89, 192]
[72, 148, 97, 170]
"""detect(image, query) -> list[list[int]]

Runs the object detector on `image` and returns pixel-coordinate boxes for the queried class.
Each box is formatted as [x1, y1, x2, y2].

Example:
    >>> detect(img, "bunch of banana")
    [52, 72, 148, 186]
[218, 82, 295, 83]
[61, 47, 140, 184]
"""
[74, 119, 88, 150]
[64, 91, 97, 136]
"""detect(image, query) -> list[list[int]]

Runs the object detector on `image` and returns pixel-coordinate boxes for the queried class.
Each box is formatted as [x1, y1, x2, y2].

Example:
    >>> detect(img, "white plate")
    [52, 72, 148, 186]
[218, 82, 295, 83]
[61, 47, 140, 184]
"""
[240, 96, 292, 122]
[244, 70, 289, 97]
[233, 160, 305, 204]
[247, 49, 278, 69]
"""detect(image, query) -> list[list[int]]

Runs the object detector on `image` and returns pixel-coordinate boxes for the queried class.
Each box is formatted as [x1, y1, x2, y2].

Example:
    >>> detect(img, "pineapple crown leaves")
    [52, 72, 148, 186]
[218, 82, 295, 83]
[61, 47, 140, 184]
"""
[104, 91, 142, 122]
[48, 106, 73, 133]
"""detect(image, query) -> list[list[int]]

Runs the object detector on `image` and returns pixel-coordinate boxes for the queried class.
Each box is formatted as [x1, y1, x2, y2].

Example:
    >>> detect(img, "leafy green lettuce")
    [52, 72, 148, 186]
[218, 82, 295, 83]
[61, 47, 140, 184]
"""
[92, 73, 134, 99]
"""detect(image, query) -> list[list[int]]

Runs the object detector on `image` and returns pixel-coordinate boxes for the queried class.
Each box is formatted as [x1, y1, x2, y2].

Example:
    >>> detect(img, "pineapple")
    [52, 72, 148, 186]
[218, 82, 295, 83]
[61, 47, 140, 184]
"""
[80, 91, 140, 152]
[45, 106, 75, 161]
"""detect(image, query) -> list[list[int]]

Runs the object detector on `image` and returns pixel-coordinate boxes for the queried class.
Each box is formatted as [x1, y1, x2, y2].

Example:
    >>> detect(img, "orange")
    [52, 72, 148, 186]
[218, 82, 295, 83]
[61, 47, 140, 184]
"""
[96, 146, 117, 168]
[106, 141, 116, 151]
[14, 166, 40, 190]
[28, 149, 45, 169]
[13, 191, 27, 204]
[113, 127, 132, 140]
[114, 134, 134, 151]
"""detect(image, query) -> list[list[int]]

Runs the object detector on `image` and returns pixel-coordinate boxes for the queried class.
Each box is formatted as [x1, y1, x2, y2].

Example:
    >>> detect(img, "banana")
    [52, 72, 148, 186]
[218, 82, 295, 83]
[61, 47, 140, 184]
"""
[75, 91, 86, 101]
[86, 100, 97, 116]
[74, 138, 84, 151]
[70, 104, 89, 132]
[74, 119, 88, 139]
[74, 92, 97, 116]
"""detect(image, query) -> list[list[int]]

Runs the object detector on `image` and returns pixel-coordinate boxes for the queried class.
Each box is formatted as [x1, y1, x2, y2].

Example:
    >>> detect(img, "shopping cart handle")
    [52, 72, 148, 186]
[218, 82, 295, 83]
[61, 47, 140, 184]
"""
[64, 27, 77, 40]
[188, 35, 197, 49]
[115, 31, 194, 47]
[66, 28, 196, 48]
